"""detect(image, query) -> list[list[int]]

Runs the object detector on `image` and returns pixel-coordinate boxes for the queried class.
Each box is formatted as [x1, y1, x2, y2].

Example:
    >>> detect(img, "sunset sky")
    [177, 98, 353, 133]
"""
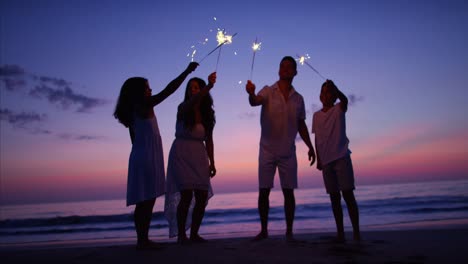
[1, 0, 467, 205]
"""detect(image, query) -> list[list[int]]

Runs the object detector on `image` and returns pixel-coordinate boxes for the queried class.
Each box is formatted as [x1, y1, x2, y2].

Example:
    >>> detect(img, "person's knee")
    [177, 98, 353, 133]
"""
[194, 190, 208, 207]
[329, 192, 341, 203]
[342, 190, 355, 202]
[259, 188, 271, 198]
[282, 188, 294, 198]
[180, 190, 193, 204]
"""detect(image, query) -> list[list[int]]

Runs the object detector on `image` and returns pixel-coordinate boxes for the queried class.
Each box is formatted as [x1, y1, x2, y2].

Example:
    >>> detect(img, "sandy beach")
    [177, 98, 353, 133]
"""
[2, 225, 468, 264]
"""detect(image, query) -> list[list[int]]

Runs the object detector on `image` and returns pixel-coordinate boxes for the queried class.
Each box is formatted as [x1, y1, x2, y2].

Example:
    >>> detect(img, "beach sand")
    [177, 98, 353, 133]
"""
[2, 227, 468, 264]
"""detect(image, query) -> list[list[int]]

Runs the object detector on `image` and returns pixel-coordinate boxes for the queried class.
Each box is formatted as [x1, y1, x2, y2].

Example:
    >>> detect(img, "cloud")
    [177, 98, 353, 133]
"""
[37, 76, 72, 88]
[0, 108, 51, 134]
[0, 64, 26, 76]
[57, 133, 105, 141]
[30, 84, 107, 113]
[0, 108, 105, 140]
[0, 65, 28, 91]
[1, 78, 27, 91]
[348, 94, 364, 106]
[1, 64, 107, 112]
[238, 112, 256, 119]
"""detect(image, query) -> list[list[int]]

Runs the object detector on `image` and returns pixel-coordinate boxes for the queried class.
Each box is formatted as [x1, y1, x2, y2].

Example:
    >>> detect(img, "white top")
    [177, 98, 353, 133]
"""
[258, 82, 306, 156]
[312, 104, 351, 167]
[126, 114, 166, 206]
[164, 120, 213, 238]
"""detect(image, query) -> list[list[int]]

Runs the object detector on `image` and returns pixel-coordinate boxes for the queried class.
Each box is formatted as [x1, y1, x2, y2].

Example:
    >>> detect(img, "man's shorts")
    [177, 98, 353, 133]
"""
[322, 155, 355, 194]
[258, 147, 297, 189]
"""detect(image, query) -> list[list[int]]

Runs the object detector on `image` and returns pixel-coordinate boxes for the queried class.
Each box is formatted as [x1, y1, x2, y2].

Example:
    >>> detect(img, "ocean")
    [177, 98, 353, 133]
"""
[1, 179, 467, 245]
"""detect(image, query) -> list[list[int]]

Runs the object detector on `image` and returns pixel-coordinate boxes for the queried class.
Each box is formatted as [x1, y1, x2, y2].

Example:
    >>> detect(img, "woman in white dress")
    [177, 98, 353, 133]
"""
[114, 62, 198, 249]
[165, 72, 217, 243]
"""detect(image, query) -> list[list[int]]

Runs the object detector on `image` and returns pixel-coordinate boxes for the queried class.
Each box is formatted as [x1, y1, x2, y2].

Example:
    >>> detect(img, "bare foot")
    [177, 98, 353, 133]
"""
[177, 235, 189, 245]
[252, 231, 268, 241]
[190, 234, 208, 243]
[333, 233, 346, 244]
[136, 240, 163, 250]
[285, 231, 296, 242]
[353, 232, 361, 242]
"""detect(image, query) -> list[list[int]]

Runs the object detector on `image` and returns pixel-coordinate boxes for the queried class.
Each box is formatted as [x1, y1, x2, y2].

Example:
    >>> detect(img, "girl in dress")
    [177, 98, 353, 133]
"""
[114, 62, 198, 249]
[164, 72, 217, 244]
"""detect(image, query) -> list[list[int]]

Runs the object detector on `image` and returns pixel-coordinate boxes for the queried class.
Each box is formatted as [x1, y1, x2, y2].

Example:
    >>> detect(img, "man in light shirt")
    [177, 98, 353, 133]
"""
[246, 56, 316, 241]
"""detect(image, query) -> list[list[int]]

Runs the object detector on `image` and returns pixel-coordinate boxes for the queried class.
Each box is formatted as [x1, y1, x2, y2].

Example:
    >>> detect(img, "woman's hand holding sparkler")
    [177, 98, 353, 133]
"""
[207, 72, 217, 89]
[185, 62, 199, 74]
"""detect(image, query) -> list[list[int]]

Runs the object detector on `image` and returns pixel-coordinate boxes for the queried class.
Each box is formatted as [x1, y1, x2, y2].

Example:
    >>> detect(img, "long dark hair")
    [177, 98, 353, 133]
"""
[178, 77, 216, 136]
[113, 77, 147, 128]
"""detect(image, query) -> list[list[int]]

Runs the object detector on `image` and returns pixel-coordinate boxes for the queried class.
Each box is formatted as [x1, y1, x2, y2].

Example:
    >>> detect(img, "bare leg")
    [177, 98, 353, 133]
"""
[190, 189, 209, 242]
[177, 190, 193, 243]
[330, 192, 345, 242]
[282, 188, 295, 239]
[253, 188, 270, 241]
[343, 190, 361, 241]
[134, 198, 157, 248]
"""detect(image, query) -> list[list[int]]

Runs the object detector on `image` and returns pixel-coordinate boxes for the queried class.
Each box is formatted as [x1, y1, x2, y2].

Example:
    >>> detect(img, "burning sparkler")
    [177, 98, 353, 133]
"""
[199, 29, 237, 66]
[296, 54, 326, 80]
[250, 38, 262, 80]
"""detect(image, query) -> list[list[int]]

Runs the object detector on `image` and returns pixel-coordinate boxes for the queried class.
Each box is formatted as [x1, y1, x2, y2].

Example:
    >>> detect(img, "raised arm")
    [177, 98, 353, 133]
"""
[149, 62, 199, 107]
[245, 80, 263, 106]
[179, 72, 216, 115]
[298, 119, 316, 166]
[328, 80, 348, 113]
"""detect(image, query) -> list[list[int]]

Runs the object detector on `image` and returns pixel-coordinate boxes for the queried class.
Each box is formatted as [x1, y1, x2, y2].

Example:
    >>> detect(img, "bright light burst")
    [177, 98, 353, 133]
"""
[297, 54, 311, 65]
[250, 38, 262, 80]
[216, 29, 234, 45]
[199, 29, 237, 64]
[296, 53, 326, 80]
[252, 41, 262, 52]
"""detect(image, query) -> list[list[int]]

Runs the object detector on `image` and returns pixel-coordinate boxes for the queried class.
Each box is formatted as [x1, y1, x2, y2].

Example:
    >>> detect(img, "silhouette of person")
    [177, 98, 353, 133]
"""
[164, 72, 217, 244]
[312, 79, 361, 242]
[114, 62, 198, 249]
[245, 56, 316, 241]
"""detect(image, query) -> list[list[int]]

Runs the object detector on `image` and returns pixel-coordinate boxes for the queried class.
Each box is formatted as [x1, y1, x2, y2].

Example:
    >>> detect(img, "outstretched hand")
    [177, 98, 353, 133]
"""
[245, 80, 256, 95]
[208, 72, 217, 86]
[186, 62, 199, 73]
[308, 148, 316, 167]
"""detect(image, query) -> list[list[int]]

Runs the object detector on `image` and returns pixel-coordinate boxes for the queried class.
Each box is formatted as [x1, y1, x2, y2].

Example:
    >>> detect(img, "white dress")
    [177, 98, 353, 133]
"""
[126, 114, 165, 206]
[164, 120, 213, 238]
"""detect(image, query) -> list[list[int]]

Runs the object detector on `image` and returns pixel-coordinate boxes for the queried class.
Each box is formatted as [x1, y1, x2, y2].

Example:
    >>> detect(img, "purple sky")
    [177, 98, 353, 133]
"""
[1, 0, 467, 204]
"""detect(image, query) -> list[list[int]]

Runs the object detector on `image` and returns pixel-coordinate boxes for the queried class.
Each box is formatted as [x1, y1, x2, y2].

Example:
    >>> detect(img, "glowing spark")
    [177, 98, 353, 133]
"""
[216, 29, 234, 45]
[252, 41, 262, 52]
[297, 54, 311, 65]
[199, 29, 237, 64]
[250, 38, 262, 80]
[296, 53, 326, 80]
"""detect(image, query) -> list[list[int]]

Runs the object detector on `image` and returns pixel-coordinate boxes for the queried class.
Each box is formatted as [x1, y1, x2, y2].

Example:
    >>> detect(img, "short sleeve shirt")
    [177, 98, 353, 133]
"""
[312, 104, 351, 166]
[258, 82, 306, 156]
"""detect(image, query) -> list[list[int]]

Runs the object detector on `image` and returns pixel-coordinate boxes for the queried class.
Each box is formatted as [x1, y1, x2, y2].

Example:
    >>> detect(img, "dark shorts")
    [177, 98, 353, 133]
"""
[322, 155, 355, 194]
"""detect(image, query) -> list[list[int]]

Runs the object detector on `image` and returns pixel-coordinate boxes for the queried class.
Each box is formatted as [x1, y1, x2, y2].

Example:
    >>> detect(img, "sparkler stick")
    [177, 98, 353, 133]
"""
[297, 54, 326, 80]
[215, 45, 223, 71]
[250, 38, 262, 80]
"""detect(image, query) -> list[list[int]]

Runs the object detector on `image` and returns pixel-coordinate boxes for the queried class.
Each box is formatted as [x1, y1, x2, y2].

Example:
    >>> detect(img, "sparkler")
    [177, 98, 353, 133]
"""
[199, 29, 237, 65]
[296, 54, 326, 80]
[249, 38, 262, 80]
